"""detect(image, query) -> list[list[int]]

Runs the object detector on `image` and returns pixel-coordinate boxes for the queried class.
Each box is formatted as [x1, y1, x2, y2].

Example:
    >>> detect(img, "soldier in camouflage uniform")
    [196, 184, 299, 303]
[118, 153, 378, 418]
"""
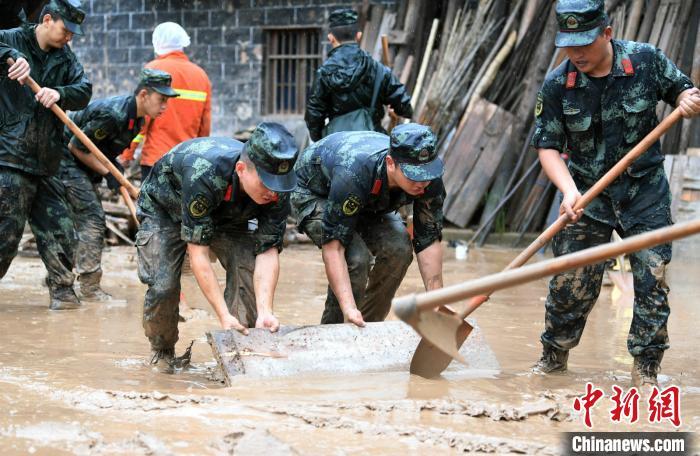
[292, 124, 446, 326]
[0, 0, 92, 310]
[304, 8, 413, 141]
[136, 122, 298, 369]
[532, 0, 700, 386]
[59, 69, 178, 301]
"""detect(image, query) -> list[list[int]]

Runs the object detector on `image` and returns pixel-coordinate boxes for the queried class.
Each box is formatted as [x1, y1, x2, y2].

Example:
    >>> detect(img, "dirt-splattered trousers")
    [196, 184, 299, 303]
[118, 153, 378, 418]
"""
[0, 168, 76, 288]
[542, 168, 672, 358]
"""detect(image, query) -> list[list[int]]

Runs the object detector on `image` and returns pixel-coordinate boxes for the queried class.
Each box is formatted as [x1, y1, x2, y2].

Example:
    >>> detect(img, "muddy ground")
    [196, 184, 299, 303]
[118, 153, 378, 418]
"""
[0, 239, 698, 455]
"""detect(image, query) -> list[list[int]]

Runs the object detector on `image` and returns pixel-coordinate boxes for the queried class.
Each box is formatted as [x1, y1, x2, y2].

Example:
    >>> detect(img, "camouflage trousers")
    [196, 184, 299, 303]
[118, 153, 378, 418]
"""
[58, 159, 105, 276]
[136, 214, 255, 350]
[542, 207, 672, 358]
[298, 199, 414, 324]
[0, 166, 75, 287]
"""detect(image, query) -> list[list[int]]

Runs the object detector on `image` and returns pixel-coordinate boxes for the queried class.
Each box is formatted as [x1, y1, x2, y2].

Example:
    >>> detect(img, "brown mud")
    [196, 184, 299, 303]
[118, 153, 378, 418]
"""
[0, 241, 698, 454]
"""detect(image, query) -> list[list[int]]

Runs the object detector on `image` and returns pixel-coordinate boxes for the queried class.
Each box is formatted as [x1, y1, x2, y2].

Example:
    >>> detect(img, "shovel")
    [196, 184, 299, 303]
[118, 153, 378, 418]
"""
[396, 217, 700, 366]
[404, 107, 683, 377]
[6, 58, 140, 206]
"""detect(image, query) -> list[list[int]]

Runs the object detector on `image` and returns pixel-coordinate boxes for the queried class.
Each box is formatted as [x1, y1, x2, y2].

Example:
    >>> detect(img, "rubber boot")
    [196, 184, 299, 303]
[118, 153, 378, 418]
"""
[49, 285, 82, 310]
[632, 349, 663, 388]
[79, 270, 114, 302]
[148, 348, 176, 374]
[531, 343, 569, 374]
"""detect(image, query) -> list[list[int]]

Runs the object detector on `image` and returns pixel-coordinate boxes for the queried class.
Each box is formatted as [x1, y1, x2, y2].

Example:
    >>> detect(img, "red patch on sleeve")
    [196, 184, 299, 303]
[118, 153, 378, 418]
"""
[622, 58, 634, 75]
[370, 179, 382, 195]
[566, 71, 577, 89]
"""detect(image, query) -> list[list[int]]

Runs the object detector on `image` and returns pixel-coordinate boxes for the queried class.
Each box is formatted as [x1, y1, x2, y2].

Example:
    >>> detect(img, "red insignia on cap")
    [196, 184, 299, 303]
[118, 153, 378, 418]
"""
[370, 179, 382, 195]
[566, 71, 577, 89]
[224, 184, 233, 202]
[622, 58, 634, 75]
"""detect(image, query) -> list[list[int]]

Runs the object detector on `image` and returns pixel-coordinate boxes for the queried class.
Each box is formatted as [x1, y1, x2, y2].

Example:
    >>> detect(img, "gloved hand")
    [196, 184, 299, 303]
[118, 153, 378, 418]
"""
[104, 172, 121, 191]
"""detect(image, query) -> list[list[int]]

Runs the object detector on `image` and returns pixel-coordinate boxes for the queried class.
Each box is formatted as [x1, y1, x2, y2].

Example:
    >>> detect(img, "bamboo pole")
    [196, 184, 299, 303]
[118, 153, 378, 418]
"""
[410, 18, 438, 110]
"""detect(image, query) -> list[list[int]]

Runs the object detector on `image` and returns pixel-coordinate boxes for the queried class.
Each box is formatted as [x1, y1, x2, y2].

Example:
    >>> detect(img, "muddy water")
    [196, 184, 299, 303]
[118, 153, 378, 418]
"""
[0, 240, 698, 455]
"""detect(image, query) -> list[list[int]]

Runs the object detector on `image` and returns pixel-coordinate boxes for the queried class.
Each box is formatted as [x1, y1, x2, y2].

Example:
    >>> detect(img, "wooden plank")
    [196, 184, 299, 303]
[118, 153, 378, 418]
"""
[669, 154, 688, 220]
[207, 321, 498, 383]
[445, 105, 517, 227]
[441, 98, 497, 211]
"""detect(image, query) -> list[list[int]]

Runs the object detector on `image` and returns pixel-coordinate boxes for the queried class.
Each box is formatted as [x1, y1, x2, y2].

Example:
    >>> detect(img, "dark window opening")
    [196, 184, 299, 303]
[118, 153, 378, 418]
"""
[264, 28, 322, 115]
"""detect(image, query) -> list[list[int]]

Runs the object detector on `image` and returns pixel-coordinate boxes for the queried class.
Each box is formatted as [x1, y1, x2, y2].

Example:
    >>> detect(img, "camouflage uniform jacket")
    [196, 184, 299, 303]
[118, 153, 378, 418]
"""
[304, 43, 413, 141]
[533, 39, 693, 224]
[64, 94, 144, 181]
[0, 24, 92, 176]
[137, 137, 289, 254]
[293, 131, 445, 253]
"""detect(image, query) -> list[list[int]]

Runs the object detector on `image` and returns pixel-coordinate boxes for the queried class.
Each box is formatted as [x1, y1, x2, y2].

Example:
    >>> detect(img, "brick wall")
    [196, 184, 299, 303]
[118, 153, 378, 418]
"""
[71, 0, 396, 136]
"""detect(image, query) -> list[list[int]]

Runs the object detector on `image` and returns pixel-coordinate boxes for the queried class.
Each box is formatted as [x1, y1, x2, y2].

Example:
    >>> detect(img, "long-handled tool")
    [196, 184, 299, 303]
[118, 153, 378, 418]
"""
[6, 58, 139, 200]
[395, 217, 700, 351]
[380, 35, 401, 132]
[403, 107, 683, 377]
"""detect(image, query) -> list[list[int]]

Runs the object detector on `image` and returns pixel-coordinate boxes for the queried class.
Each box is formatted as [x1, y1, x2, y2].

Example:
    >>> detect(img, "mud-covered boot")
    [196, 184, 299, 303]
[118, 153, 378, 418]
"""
[632, 350, 662, 388]
[532, 344, 569, 374]
[149, 348, 176, 373]
[48, 285, 82, 310]
[79, 271, 114, 301]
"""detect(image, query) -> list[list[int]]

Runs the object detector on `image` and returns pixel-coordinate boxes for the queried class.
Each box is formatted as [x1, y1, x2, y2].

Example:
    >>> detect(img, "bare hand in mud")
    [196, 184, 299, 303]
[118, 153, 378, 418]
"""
[560, 190, 583, 224]
[220, 313, 249, 335]
[255, 312, 280, 332]
[344, 308, 366, 327]
[7, 57, 30, 84]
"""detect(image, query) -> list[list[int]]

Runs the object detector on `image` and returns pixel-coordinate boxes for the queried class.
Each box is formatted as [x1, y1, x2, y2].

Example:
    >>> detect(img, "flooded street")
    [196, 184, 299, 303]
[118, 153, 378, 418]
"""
[0, 240, 698, 454]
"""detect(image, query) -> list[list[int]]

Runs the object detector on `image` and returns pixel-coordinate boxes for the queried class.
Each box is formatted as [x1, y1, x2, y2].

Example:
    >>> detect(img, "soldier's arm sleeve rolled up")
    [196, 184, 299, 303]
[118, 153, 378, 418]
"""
[380, 65, 413, 118]
[254, 193, 291, 254]
[179, 163, 222, 246]
[53, 53, 92, 111]
[531, 78, 566, 152]
[653, 47, 694, 106]
[322, 167, 370, 247]
[304, 70, 329, 141]
[412, 178, 445, 254]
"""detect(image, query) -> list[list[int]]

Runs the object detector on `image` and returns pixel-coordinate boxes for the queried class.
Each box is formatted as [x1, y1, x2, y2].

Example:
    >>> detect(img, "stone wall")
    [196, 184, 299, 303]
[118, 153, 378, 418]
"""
[71, 0, 396, 136]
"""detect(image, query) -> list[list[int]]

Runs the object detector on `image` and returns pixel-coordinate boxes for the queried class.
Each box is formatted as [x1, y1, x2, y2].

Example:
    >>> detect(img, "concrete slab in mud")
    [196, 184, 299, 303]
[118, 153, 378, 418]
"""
[208, 320, 499, 384]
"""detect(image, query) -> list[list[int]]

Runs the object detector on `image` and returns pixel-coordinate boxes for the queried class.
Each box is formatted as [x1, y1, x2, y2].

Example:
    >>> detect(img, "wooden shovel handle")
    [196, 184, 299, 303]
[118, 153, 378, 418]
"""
[6, 58, 139, 199]
[453, 107, 683, 320]
[395, 217, 700, 315]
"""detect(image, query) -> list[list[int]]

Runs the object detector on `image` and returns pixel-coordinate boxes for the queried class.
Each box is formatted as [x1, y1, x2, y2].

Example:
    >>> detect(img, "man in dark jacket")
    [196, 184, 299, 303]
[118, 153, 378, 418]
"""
[304, 8, 413, 142]
[0, 0, 92, 310]
[59, 69, 177, 302]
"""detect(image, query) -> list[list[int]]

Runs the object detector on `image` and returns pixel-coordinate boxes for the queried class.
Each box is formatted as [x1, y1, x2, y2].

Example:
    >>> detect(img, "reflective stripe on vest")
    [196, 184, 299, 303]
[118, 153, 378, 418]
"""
[131, 134, 144, 144]
[174, 88, 208, 102]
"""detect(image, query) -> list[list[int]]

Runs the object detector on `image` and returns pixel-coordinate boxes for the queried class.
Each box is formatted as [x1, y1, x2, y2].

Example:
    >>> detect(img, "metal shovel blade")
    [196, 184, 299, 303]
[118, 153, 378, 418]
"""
[408, 306, 472, 378]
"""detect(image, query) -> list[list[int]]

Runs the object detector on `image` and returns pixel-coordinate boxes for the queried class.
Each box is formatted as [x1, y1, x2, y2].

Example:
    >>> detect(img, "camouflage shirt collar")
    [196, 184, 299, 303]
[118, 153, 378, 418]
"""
[127, 95, 138, 123]
[565, 40, 630, 89]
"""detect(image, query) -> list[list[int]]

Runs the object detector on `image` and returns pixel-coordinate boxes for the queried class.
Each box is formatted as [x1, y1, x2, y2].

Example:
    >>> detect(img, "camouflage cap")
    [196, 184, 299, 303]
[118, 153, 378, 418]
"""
[139, 68, 179, 97]
[329, 8, 358, 28]
[389, 123, 443, 182]
[555, 0, 607, 47]
[46, 0, 86, 35]
[244, 122, 299, 192]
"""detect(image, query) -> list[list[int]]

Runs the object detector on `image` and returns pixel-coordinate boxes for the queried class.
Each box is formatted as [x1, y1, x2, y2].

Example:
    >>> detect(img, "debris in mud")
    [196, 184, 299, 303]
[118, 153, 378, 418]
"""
[210, 428, 299, 455]
[261, 406, 556, 455]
